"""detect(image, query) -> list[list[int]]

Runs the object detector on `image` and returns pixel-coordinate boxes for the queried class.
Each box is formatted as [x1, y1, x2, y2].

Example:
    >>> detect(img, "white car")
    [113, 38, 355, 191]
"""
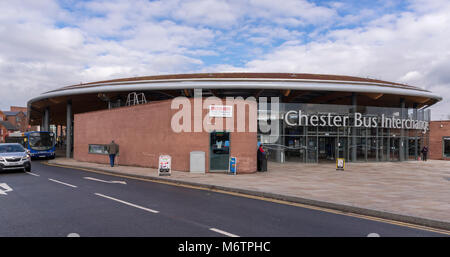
[0, 143, 31, 172]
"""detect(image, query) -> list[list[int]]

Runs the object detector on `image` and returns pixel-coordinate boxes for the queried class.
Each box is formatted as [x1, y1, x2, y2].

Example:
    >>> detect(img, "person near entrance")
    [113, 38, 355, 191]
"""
[257, 143, 267, 172]
[107, 140, 119, 167]
[421, 146, 428, 161]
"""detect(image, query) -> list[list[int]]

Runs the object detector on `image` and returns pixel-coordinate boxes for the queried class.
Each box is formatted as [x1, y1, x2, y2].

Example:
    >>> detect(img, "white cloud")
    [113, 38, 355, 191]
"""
[246, 0, 337, 25]
[122, 20, 215, 52]
[226, 0, 450, 119]
[0, 0, 449, 121]
[172, 0, 239, 28]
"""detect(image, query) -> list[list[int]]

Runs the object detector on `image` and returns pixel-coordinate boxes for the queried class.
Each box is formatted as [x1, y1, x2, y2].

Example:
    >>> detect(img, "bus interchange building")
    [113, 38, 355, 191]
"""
[27, 73, 442, 173]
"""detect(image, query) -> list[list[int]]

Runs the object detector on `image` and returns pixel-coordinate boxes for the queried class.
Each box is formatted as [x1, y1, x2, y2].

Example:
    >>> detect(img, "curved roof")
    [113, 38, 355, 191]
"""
[49, 72, 424, 91]
[27, 73, 442, 125]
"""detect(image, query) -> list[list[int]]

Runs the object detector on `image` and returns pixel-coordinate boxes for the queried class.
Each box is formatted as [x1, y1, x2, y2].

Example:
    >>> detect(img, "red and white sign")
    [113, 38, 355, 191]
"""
[158, 155, 171, 176]
[209, 105, 233, 118]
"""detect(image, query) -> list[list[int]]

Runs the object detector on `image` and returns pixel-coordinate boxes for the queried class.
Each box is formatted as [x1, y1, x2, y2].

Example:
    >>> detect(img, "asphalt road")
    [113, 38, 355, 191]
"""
[0, 161, 447, 237]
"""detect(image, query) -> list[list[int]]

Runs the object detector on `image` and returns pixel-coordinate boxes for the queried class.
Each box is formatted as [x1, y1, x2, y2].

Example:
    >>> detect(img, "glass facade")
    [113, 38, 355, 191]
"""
[257, 103, 430, 163]
[444, 137, 450, 158]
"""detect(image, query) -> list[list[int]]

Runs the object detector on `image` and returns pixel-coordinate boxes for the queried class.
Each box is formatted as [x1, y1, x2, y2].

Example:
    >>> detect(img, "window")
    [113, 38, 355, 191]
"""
[89, 144, 108, 155]
[444, 137, 450, 158]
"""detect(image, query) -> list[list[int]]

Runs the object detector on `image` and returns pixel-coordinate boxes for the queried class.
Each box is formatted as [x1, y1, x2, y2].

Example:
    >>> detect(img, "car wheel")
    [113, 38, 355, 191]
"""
[25, 164, 31, 172]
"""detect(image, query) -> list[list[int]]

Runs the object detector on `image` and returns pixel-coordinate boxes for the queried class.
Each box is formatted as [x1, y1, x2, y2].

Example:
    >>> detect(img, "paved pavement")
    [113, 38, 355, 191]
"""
[0, 161, 447, 236]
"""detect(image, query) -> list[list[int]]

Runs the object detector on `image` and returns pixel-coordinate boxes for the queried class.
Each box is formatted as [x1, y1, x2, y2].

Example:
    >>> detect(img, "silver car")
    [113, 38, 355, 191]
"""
[0, 143, 31, 172]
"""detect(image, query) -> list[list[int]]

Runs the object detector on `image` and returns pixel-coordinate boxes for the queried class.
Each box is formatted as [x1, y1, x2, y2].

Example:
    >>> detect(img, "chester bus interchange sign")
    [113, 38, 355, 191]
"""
[284, 110, 429, 133]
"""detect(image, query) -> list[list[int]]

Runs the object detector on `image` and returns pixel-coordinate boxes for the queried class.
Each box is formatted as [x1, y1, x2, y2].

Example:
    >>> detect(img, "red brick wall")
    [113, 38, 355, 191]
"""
[74, 98, 257, 173]
[10, 106, 27, 113]
[429, 121, 450, 160]
[10, 107, 31, 131]
[6, 112, 26, 132]
[0, 124, 6, 143]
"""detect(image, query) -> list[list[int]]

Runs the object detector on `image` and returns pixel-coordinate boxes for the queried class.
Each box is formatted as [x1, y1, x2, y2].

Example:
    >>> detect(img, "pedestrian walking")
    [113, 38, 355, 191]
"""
[421, 146, 428, 161]
[107, 140, 119, 167]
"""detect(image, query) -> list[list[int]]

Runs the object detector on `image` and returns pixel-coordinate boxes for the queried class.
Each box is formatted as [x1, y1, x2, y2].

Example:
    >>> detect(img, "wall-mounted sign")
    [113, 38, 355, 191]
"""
[209, 105, 233, 118]
[158, 155, 171, 176]
[285, 111, 429, 133]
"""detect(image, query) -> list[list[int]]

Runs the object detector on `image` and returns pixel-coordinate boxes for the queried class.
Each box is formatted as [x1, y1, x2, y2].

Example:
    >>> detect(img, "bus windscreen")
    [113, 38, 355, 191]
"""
[29, 132, 54, 151]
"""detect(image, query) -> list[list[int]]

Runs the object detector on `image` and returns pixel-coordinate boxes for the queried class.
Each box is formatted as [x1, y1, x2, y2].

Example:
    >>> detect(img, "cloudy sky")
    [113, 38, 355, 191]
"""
[1, 0, 449, 119]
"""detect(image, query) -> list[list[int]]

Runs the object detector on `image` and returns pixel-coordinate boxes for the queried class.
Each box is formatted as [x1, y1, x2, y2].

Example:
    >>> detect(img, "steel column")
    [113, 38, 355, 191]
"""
[351, 93, 357, 162]
[399, 98, 405, 161]
[66, 101, 72, 158]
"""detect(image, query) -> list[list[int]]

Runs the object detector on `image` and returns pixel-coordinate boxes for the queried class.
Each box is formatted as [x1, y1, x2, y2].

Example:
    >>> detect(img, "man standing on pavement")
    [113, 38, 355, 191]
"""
[107, 140, 119, 167]
[421, 145, 428, 161]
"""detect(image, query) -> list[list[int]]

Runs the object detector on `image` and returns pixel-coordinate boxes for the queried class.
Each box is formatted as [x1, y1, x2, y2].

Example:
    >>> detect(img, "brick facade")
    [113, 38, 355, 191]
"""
[74, 98, 257, 173]
[6, 112, 26, 132]
[0, 124, 6, 143]
[3, 107, 37, 132]
[429, 121, 450, 160]
[10, 106, 27, 113]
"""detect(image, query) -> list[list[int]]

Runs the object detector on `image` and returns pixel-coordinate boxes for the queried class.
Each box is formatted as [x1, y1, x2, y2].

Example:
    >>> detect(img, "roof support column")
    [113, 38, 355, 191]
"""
[42, 107, 50, 132]
[413, 103, 418, 160]
[66, 100, 72, 159]
[351, 93, 357, 162]
[400, 98, 406, 161]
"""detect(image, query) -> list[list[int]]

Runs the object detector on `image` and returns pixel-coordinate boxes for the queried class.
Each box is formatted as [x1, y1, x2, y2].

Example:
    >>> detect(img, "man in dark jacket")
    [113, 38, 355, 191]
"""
[107, 140, 119, 167]
[421, 146, 428, 161]
[257, 144, 267, 171]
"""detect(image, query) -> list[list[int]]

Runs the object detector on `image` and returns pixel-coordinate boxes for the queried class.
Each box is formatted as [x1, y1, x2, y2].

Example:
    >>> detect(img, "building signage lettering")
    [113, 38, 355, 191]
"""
[285, 111, 429, 132]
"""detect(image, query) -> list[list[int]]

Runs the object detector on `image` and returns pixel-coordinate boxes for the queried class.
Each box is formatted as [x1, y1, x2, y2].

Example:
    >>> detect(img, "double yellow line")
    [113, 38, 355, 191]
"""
[45, 162, 450, 236]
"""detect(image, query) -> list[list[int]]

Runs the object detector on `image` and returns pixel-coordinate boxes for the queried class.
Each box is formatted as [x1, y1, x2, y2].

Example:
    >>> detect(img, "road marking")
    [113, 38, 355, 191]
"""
[26, 172, 40, 177]
[95, 193, 159, 214]
[67, 233, 80, 237]
[0, 183, 13, 195]
[210, 228, 239, 237]
[84, 176, 126, 184]
[367, 233, 380, 237]
[48, 179, 78, 188]
[45, 162, 450, 235]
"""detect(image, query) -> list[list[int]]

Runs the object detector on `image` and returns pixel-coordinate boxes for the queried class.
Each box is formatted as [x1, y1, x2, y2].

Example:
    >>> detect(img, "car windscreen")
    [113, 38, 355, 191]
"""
[29, 132, 54, 150]
[0, 144, 25, 153]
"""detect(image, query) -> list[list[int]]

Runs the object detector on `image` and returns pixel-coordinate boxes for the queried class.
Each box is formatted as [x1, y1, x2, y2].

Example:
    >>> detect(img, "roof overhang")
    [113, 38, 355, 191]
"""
[27, 75, 442, 126]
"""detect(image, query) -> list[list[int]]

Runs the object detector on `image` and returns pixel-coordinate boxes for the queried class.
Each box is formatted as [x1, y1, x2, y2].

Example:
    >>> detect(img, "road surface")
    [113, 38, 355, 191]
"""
[0, 161, 447, 237]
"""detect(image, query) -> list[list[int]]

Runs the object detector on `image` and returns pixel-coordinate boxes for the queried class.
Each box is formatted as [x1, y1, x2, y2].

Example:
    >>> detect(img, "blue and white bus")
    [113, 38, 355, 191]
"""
[5, 131, 55, 159]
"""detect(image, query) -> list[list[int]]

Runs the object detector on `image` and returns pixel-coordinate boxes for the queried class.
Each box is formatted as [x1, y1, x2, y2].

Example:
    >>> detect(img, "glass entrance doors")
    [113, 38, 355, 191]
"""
[337, 137, 348, 161]
[210, 131, 230, 171]
[318, 137, 336, 163]
[390, 137, 400, 161]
